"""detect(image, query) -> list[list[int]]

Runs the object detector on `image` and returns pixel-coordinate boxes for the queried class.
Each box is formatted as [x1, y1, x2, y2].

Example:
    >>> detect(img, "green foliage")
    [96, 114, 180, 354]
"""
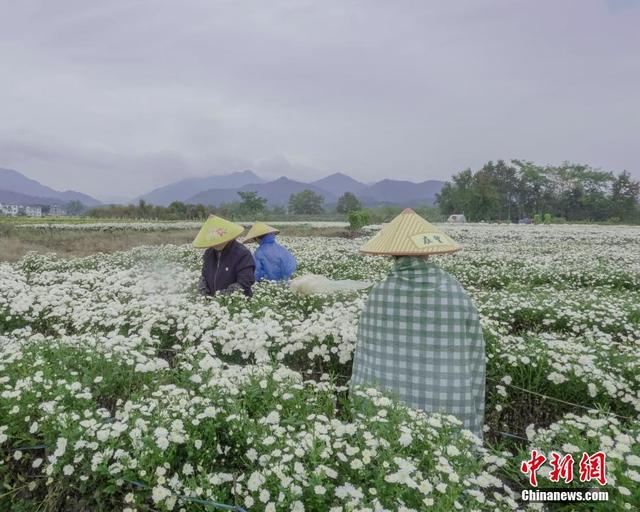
[363, 205, 402, 223]
[362, 205, 443, 224]
[65, 200, 86, 215]
[347, 210, 370, 230]
[437, 160, 640, 223]
[336, 192, 362, 214]
[543, 213, 552, 225]
[167, 201, 187, 216]
[288, 189, 325, 215]
[611, 171, 640, 222]
[533, 214, 541, 224]
[237, 191, 267, 217]
[270, 205, 287, 216]
[87, 202, 209, 220]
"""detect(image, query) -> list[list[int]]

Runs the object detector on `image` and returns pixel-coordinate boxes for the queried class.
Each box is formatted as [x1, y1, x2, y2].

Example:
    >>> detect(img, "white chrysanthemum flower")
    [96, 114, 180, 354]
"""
[151, 485, 171, 504]
[446, 445, 461, 457]
[54, 437, 68, 457]
[399, 430, 413, 447]
[350, 459, 364, 470]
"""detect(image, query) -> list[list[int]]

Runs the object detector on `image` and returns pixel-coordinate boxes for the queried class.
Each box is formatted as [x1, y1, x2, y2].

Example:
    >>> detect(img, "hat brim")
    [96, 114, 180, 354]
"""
[193, 226, 244, 248]
[193, 232, 242, 248]
[243, 228, 280, 244]
[360, 246, 462, 256]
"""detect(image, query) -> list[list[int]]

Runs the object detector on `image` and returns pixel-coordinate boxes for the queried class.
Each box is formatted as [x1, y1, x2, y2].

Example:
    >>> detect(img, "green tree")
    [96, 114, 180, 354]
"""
[237, 191, 267, 216]
[611, 171, 640, 222]
[288, 189, 325, 215]
[544, 163, 613, 221]
[336, 192, 362, 214]
[436, 168, 474, 219]
[168, 201, 187, 217]
[348, 210, 370, 230]
[137, 199, 152, 218]
[512, 161, 552, 218]
[470, 163, 501, 221]
[66, 200, 86, 215]
[491, 160, 519, 221]
[437, 160, 637, 224]
[189, 204, 207, 220]
[270, 205, 287, 217]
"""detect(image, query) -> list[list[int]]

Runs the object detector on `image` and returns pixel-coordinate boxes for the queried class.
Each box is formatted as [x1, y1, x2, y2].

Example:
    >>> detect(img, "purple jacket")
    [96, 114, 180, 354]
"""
[199, 240, 255, 297]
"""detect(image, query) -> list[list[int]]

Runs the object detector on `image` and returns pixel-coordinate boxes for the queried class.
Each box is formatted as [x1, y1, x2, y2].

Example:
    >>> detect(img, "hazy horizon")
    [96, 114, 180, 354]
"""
[1, 0, 639, 200]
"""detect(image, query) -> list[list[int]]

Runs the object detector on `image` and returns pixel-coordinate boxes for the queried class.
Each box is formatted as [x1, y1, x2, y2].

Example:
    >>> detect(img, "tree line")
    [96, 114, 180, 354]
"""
[84, 190, 440, 226]
[84, 159, 638, 225]
[436, 160, 640, 223]
[85, 190, 369, 220]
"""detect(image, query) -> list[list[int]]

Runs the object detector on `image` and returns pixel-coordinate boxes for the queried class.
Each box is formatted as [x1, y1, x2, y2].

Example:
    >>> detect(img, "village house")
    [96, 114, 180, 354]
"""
[1, 204, 46, 217]
[0, 203, 20, 216]
[25, 206, 43, 217]
[49, 204, 67, 216]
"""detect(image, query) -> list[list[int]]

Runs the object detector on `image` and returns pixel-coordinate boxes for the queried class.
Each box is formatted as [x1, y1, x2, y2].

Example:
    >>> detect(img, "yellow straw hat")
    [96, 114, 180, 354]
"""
[243, 221, 280, 243]
[360, 208, 461, 256]
[192, 215, 244, 248]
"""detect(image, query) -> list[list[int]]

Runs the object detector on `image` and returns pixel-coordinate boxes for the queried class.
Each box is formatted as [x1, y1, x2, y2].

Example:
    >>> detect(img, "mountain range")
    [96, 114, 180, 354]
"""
[0, 168, 445, 208]
[137, 170, 266, 205]
[0, 168, 101, 206]
[143, 171, 444, 207]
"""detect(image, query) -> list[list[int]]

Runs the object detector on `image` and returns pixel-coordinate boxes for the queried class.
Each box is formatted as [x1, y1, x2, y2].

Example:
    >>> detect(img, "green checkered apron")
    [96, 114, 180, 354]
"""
[351, 256, 485, 438]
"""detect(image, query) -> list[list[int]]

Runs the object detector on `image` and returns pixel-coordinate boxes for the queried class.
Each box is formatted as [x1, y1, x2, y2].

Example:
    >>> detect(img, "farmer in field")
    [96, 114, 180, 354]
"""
[351, 209, 485, 438]
[194, 215, 255, 297]
[243, 221, 297, 282]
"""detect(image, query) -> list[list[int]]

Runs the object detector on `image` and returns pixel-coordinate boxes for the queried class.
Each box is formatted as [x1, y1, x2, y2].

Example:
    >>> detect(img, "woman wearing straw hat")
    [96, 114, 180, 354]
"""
[243, 222, 297, 282]
[351, 209, 485, 438]
[193, 215, 256, 297]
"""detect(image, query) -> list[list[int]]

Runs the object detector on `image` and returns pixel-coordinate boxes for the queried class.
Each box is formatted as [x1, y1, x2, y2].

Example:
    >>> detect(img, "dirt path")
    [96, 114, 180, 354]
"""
[0, 225, 357, 261]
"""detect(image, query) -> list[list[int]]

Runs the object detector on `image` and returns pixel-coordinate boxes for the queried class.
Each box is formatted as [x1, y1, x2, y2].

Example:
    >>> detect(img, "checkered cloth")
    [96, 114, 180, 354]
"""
[351, 256, 485, 438]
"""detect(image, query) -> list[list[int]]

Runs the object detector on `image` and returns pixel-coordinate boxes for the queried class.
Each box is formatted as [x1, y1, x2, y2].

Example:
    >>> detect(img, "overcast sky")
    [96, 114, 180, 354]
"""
[1, 0, 639, 200]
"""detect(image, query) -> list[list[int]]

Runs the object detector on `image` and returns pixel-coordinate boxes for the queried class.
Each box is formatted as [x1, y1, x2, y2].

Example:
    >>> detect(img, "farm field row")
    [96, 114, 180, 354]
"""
[1, 224, 639, 510]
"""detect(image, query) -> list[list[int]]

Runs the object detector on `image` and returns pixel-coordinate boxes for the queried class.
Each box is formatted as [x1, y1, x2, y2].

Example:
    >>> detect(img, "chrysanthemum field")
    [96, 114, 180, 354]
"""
[1, 224, 639, 511]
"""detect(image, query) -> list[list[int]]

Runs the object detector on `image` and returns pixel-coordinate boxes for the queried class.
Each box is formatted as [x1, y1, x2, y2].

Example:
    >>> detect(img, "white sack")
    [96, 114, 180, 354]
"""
[290, 274, 371, 295]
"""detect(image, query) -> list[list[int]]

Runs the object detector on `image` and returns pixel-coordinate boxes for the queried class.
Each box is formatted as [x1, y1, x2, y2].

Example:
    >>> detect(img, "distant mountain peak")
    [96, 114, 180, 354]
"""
[311, 172, 367, 196]
[0, 167, 101, 206]
[137, 170, 267, 205]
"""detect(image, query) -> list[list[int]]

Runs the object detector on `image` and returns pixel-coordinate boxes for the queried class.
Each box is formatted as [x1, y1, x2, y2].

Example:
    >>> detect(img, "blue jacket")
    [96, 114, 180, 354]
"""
[253, 233, 297, 281]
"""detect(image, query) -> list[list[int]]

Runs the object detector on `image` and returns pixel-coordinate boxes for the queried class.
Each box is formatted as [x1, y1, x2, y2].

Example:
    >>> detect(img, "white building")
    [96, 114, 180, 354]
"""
[25, 206, 43, 217]
[49, 204, 67, 216]
[0, 203, 20, 216]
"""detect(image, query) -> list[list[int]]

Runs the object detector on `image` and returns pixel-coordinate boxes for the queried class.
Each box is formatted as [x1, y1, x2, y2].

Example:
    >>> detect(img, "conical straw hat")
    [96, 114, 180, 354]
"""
[243, 221, 280, 243]
[193, 215, 244, 248]
[360, 208, 461, 256]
